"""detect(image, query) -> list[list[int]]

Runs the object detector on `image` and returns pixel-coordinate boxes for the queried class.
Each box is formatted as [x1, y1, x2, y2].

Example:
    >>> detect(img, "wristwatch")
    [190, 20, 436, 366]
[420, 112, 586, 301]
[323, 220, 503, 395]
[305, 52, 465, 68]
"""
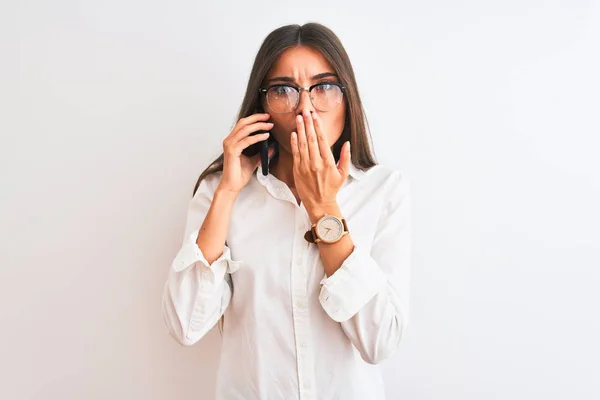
[304, 213, 349, 244]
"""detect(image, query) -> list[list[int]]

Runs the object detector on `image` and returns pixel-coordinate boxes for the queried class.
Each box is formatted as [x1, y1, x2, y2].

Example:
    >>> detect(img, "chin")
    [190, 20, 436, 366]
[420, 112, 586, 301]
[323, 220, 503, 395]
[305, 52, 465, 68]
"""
[272, 132, 293, 153]
[278, 142, 292, 154]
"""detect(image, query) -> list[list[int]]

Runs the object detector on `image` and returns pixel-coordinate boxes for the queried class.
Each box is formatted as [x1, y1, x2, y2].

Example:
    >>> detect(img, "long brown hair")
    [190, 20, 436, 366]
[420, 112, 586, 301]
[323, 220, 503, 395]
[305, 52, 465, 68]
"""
[192, 22, 377, 197]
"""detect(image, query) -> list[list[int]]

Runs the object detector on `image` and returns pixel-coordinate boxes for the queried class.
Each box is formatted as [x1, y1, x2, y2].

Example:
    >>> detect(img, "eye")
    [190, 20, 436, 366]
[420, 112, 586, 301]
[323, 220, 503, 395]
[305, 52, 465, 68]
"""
[314, 82, 336, 92]
[271, 85, 295, 96]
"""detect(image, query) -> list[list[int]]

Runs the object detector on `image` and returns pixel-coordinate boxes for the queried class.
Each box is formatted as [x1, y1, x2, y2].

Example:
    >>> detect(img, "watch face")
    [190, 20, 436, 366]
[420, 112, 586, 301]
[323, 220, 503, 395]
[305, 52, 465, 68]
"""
[316, 216, 343, 243]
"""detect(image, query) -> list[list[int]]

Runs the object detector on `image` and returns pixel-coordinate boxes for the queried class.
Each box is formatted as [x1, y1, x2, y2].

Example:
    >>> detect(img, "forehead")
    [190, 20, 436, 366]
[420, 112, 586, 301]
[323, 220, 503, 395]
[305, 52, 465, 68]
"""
[266, 46, 335, 78]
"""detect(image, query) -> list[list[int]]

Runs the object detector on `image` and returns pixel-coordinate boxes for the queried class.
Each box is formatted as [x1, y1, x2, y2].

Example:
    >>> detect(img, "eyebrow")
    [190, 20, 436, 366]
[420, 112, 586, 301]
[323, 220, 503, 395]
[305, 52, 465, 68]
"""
[265, 72, 339, 84]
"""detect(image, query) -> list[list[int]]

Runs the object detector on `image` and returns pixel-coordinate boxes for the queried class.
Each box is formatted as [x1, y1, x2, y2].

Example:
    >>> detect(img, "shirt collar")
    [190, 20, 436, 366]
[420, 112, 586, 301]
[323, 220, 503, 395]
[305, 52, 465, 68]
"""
[348, 163, 365, 181]
[254, 161, 367, 207]
[256, 161, 365, 183]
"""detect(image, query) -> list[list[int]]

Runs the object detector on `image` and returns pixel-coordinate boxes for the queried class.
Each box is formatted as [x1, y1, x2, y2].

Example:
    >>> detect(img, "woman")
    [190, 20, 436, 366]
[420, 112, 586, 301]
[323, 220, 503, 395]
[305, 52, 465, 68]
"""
[162, 22, 412, 400]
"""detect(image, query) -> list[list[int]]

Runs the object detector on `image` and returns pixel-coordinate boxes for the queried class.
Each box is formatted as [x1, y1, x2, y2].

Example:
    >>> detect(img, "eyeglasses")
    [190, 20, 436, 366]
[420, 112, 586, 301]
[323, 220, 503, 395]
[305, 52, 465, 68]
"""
[258, 81, 346, 114]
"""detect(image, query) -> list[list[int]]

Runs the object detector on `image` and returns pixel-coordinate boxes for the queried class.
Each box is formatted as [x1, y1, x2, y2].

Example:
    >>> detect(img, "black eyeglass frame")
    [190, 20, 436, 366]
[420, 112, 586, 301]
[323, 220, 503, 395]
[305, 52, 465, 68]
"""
[258, 81, 346, 113]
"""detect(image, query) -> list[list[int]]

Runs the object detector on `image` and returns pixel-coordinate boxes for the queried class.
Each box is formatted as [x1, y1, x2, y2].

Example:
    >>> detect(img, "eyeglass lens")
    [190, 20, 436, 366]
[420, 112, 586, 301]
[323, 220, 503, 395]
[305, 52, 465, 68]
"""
[266, 84, 343, 113]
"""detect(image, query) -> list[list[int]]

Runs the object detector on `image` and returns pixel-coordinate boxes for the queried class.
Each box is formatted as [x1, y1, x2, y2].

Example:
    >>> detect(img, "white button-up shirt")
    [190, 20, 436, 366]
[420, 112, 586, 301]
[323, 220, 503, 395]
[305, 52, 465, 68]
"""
[162, 162, 412, 400]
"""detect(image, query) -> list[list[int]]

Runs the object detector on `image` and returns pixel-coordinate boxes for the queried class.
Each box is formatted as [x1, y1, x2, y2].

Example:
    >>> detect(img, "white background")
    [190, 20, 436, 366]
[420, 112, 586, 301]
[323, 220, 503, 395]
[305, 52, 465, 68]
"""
[1, 1, 599, 399]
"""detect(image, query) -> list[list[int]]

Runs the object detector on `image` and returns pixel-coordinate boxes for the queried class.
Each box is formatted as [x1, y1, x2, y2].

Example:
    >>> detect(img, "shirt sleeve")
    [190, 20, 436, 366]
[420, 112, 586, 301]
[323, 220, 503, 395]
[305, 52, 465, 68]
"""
[318, 170, 411, 364]
[161, 172, 243, 346]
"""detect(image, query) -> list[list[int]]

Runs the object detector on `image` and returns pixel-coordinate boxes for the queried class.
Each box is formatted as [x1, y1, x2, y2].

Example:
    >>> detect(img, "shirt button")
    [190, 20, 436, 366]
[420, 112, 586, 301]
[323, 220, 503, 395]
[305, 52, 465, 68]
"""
[295, 301, 305, 308]
[304, 382, 311, 389]
[300, 342, 307, 348]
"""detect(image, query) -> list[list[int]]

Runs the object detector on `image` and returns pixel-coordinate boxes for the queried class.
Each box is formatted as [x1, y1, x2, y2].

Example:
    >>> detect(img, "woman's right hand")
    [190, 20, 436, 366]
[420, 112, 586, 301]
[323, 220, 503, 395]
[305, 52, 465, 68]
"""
[218, 113, 276, 194]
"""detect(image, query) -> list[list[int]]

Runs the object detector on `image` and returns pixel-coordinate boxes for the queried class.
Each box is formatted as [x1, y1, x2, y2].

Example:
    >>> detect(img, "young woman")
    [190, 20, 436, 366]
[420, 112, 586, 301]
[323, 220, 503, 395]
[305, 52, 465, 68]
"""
[162, 22, 412, 400]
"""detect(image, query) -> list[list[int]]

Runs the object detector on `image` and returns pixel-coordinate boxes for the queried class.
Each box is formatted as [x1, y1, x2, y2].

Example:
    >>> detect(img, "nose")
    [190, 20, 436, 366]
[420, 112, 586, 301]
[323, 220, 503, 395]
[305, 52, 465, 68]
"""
[296, 88, 315, 116]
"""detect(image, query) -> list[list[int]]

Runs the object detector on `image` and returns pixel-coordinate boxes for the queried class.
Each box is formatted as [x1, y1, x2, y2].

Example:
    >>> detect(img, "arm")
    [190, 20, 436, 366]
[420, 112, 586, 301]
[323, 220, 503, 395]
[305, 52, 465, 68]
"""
[316, 171, 412, 364]
[162, 175, 242, 346]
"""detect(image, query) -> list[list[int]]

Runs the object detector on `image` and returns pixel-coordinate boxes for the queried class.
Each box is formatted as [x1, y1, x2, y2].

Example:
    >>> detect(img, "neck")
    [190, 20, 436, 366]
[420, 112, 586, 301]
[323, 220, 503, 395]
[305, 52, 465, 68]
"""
[270, 148, 295, 189]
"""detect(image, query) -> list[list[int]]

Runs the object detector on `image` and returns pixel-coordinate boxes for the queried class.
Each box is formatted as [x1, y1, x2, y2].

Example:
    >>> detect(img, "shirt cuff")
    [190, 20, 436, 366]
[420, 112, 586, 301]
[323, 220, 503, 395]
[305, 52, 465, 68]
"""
[318, 244, 388, 322]
[171, 229, 243, 284]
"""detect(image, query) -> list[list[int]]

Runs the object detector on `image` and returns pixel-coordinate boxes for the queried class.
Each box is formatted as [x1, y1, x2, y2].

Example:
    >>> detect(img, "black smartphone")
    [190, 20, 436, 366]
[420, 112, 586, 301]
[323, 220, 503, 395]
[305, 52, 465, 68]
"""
[241, 105, 275, 175]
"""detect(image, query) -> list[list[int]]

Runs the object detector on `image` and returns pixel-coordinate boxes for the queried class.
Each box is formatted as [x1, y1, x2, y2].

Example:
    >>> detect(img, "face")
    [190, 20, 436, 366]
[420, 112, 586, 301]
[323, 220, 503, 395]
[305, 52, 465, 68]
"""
[260, 45, 346, 155]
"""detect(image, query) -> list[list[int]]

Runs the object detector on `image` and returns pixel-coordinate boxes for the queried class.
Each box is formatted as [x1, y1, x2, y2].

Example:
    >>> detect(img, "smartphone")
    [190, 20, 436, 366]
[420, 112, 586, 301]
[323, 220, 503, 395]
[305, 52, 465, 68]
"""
[241, 105, 275, 175]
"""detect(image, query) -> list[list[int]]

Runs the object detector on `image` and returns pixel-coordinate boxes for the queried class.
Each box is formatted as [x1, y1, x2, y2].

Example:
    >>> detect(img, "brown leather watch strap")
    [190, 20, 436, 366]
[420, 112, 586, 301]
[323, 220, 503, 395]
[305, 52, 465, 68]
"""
[304, 218, 349, 244]
[304, 228, 316, 243]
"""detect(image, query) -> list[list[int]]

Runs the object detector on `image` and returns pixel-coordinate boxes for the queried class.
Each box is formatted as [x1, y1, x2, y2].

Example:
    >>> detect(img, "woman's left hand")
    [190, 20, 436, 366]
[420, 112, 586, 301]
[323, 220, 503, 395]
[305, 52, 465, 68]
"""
[290, 109, 351, 215]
